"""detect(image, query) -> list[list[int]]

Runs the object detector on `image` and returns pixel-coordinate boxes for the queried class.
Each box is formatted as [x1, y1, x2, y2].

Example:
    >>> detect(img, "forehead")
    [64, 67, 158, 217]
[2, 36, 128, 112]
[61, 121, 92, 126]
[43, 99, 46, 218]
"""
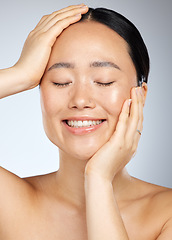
[46, 21, 136, 79]
[50, 21, 129, 60]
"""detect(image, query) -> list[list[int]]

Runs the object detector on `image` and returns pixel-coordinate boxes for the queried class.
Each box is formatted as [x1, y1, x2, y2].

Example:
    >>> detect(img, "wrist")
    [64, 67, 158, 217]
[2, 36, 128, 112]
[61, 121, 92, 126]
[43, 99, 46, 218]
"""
[84, 172, 113, 193]
[12, 64, 36, 91]
[0, 66, 32, 99]
[85, 166, 115, 184]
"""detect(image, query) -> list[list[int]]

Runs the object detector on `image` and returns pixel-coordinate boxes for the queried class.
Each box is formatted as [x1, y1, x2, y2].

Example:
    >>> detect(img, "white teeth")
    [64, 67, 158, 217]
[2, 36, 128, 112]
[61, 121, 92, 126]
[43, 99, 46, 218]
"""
[78, 121, 82, 127]
[67, 120, 103, 128]
[83, 121, 88, 127]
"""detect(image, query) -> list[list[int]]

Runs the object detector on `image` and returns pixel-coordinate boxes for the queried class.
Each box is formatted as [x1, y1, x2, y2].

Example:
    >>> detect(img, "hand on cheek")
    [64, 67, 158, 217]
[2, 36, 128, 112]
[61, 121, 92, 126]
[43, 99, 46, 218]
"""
[85, 87, 144, 182]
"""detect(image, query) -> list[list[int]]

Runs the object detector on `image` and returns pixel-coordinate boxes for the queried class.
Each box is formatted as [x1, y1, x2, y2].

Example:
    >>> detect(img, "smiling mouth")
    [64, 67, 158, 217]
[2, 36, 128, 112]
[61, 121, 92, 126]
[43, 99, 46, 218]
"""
[64, 119, 106, 128]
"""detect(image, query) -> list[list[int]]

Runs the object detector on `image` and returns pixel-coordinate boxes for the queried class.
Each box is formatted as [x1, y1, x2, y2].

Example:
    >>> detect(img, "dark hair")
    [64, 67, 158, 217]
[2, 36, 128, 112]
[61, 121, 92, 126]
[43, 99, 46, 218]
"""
[79, 8, 150, 86]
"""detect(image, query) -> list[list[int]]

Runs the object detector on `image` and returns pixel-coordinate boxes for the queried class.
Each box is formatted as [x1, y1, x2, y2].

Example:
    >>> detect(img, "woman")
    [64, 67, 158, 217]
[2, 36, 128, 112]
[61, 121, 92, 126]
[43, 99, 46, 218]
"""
[0, 4, 172, 239]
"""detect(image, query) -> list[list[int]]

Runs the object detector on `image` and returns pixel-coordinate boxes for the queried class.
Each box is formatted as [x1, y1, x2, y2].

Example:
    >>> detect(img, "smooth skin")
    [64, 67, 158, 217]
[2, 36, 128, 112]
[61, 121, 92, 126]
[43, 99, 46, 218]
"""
[0, 4, 172, 240]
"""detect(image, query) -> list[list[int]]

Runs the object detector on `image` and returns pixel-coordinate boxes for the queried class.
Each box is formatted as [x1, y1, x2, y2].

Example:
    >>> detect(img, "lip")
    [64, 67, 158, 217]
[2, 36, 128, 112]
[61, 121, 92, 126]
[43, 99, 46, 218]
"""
[63, 116, 105, 121]
[62, 117, 106, 135]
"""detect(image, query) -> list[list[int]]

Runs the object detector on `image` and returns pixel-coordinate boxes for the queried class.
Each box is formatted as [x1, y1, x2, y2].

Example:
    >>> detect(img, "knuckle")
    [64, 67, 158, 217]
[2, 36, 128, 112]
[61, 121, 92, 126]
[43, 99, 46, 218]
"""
[139, 113, 144, 122]
[28, 30, 35, 38]
[51, 10, 59, 16]
[42, 14, 48, 19]
[58, 18, 70, 28]
[36, 32, 46, 42]
[56, 19, 64, 28]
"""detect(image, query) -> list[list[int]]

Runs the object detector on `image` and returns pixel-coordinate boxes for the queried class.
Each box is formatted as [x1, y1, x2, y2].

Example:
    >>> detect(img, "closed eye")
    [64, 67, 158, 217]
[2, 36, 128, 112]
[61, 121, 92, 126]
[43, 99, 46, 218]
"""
[95, 81, 116, 87]
[53, 82, 71, 87]
[53, 81, 115, 87]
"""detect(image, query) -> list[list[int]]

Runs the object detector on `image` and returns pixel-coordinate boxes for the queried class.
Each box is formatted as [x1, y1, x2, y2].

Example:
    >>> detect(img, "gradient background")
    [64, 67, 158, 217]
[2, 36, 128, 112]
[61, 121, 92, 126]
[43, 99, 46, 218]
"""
[0, 0, 172, 188]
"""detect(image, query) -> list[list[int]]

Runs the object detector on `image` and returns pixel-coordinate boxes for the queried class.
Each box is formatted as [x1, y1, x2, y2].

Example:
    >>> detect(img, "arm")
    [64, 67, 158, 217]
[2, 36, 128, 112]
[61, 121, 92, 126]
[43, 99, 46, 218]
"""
[85, 175, 129, 240]
[0, 66, 29, 99]
[0, 4, 88, 99]
[84, 87, 145, 239]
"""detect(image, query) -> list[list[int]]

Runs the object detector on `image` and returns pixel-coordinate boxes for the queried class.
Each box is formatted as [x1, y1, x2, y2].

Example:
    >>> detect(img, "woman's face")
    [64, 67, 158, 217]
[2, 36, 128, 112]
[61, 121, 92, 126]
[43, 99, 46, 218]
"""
[40, 21, 137, 160]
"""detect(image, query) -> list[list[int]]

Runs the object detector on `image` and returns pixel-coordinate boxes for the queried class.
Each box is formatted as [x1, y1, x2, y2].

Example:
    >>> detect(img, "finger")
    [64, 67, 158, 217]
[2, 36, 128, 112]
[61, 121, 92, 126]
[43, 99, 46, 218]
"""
[36, 4, 86, 27]
[36, 5, 88, 32]
[110, 99, 131, 143]
[133, 87, 144, 149]
[137, 87, 144, 132]
[55, 4, 86, 14]
[125, 87, 139, 144]
[43, 13, 84, 42]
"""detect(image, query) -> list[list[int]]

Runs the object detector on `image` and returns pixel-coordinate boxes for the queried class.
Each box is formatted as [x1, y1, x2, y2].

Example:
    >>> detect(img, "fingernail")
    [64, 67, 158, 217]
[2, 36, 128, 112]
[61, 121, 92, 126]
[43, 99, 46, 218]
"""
[128, 99, 132, 106]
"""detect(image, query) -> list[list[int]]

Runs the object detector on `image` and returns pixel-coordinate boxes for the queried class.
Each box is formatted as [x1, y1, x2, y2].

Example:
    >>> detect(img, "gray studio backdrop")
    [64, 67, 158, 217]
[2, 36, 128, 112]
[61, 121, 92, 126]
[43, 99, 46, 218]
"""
[0, 0, 172, 188]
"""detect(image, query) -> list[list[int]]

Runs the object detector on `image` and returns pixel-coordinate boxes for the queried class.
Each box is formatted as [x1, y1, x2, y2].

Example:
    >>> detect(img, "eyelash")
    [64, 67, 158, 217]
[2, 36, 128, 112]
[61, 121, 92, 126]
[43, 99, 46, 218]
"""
[53, 82, 71, 87]
[53, 81, 115, 87]
[95, 81, 115, 87]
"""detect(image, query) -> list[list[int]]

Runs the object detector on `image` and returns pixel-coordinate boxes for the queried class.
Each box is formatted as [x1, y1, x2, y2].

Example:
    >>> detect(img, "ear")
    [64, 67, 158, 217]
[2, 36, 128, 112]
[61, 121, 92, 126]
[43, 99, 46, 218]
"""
[141, 82, 148, 106]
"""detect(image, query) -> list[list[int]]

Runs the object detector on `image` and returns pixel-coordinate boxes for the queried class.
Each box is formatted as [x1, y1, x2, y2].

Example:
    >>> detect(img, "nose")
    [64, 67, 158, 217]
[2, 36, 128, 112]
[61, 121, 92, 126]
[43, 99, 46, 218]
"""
[68, 83, 96, 110]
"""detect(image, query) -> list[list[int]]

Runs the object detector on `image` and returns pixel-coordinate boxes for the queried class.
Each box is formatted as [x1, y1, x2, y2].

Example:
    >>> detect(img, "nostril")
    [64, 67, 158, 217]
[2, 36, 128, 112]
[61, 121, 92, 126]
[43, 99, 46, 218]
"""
[69, 98, 96, 110]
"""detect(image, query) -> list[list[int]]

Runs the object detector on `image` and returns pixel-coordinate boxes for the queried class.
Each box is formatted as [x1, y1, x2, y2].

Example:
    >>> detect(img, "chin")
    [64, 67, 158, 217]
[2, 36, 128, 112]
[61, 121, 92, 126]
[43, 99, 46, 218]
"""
[70, 148, 96, 161]
[45, 125, 111, 161]
[59, 140, 105, 161]
[73, 135, 109, 158]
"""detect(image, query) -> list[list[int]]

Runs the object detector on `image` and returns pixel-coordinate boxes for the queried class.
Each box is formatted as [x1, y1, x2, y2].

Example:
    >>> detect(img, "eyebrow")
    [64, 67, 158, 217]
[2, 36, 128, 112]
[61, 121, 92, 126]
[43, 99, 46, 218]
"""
[90, 61, 121, 70]
[48, 61, 121, 71]
[48, 62, 75, 71]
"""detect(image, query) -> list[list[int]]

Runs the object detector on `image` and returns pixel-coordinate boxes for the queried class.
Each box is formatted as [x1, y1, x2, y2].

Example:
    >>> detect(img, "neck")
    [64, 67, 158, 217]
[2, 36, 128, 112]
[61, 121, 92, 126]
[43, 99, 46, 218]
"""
[54, 150, 132, 210]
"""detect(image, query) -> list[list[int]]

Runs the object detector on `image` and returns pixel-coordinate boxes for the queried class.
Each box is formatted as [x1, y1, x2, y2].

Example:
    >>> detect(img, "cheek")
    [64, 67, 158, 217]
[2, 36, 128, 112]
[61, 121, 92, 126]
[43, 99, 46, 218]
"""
[100, 86, 130, 117]
[40, 87, 64, 117]
[40, 86, 66, 147]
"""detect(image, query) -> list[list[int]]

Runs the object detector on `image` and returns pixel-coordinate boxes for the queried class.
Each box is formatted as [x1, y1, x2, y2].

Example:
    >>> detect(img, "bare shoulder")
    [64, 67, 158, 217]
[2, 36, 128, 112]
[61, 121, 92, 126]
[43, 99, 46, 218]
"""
[133, 177, 172, 208]
[147, 184, 172, 239]
[0, 166, 39, 237]
[150, 182, 172, 216]
[125, 177, 172, 239]
[133, 178, 172, 230]
[0, 166, 38, 210]
[0, 166, 37, 197]
[152, 184, 172, 202]
[142, 179, 172, 204]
